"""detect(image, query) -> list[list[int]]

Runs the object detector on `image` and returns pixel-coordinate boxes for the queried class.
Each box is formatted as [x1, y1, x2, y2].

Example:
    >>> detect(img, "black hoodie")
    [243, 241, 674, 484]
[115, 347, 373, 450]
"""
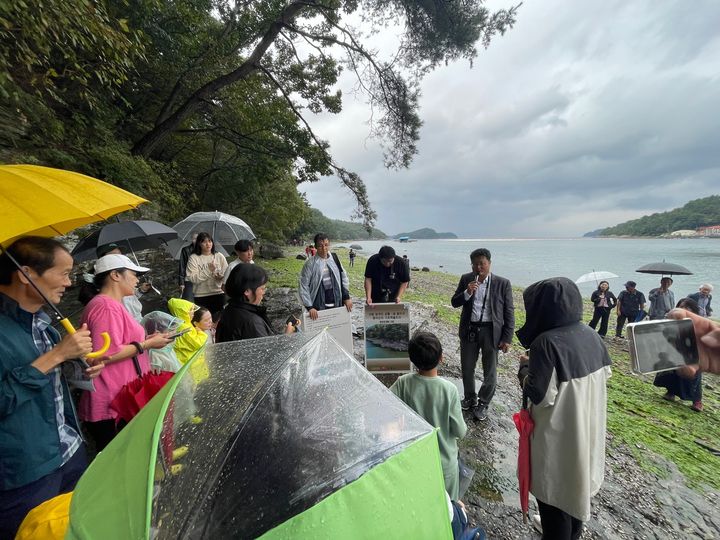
[517, 277, 611, 405]
[216, 299, 274, 342]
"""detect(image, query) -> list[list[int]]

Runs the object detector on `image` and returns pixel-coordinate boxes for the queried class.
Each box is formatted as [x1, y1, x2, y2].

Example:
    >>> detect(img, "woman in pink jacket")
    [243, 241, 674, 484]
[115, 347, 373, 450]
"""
[79, 254, 172, 450]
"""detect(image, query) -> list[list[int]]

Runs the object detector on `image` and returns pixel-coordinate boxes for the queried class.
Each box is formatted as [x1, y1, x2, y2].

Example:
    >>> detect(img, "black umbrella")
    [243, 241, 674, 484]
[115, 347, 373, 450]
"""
[636, 261, 693, 276]
[71, 220, 178, 262]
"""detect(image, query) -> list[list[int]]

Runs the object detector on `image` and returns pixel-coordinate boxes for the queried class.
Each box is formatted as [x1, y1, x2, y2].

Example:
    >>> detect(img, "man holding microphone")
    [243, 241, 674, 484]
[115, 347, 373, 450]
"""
[451, 248, 514, 421]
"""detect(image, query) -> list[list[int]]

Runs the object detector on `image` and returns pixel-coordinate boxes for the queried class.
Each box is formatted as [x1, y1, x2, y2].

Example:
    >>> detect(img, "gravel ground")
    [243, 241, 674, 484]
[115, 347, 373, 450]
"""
[60, 249, 718, 539]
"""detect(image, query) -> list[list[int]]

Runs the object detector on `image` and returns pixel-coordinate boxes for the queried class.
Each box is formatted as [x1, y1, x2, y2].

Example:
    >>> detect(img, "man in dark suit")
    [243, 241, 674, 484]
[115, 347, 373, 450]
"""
[451, 248, 514, 421]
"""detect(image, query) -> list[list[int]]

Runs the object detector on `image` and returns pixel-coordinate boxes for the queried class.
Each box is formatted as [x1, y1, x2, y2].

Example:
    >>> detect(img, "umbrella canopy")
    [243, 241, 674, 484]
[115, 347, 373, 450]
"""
[162, 237, 228, 260]
[67, 331, 453, 539]
[635, 261, 693, 276]
[0, 164, 147, 247]
[575, 270, 619, 285]
[513, 407, 534, 524]
[71, 220, 178, 262]
[109, 369, 175, 425]
[0, 164, 146, 358]
[172, 211, 255, 251]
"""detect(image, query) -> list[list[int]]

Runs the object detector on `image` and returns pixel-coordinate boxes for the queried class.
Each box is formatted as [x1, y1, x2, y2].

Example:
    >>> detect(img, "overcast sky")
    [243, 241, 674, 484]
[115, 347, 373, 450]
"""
[300, 0, 720, 238]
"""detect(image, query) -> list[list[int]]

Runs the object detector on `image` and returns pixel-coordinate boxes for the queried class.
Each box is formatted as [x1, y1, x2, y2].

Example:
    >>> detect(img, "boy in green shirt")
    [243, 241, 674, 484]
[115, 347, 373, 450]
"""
[390, 332, 468, 499]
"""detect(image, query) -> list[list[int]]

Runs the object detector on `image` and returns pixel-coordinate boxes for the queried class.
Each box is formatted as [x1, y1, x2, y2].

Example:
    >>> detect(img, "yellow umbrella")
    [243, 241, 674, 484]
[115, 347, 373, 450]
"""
[0, 164, 148, 247]
[0, 164, 149, 357]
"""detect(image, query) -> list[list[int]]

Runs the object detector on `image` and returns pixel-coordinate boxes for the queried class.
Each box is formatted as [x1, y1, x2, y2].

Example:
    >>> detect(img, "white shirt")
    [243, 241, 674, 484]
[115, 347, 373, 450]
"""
[464, 274, 491, 323]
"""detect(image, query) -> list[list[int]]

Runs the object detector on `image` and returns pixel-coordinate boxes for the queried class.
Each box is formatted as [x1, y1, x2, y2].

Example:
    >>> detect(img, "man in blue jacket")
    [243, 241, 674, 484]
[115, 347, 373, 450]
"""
[0, 237, 101, 539]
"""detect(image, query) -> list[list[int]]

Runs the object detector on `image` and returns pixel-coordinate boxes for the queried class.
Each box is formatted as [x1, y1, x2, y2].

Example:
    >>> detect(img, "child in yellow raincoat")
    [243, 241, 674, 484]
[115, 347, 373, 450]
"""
[167, 298, 211, 385]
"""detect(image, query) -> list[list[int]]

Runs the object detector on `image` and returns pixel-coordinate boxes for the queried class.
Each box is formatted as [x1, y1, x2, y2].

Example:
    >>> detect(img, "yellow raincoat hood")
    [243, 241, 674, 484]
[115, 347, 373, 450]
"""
[167, 298, 209, 383]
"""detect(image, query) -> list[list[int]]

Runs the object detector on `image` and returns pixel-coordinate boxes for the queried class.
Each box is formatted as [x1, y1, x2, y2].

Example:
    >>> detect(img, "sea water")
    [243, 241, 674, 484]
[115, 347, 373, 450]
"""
[338, 238, 719, 298]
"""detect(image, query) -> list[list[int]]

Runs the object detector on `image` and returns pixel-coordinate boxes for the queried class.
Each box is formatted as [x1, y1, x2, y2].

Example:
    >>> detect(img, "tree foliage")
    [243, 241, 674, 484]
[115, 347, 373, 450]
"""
[293, 208, 386, 241]
[601, 196, 720, 236]
[0, 0, 145, 108]
[1, 0, 517, 241]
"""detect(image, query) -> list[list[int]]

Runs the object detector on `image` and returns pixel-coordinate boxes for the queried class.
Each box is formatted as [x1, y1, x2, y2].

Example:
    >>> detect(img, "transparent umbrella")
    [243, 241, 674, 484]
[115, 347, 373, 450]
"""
[575, 270, 619, 285]
[172, 211, 255, 251]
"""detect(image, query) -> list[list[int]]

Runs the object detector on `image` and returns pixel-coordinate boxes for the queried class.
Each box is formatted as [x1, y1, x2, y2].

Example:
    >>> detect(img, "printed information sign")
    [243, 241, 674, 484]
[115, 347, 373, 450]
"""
[302, 306, 354, 355]
[364, 303, 411, 374]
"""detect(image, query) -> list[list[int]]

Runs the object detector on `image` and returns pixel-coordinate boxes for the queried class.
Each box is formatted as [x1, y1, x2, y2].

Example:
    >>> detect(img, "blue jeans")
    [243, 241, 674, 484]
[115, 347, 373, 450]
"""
[0, 445, 88, 540]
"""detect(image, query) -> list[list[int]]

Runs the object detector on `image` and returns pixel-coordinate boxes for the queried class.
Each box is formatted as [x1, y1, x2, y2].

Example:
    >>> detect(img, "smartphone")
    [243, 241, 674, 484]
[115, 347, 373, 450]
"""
[627, 318, 699, 374]
[168, 328, 192, 340]
[286, 315, 300, 327]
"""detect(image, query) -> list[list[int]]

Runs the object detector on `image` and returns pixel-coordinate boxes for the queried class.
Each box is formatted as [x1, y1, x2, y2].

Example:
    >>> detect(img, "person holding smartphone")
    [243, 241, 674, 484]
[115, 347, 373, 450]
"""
[648, 277, 675, 320]
[217, 264, 298, 342]
[653, 298, 704, 412]
[79, 254, 173, 451]
[364, 245, 410, 306]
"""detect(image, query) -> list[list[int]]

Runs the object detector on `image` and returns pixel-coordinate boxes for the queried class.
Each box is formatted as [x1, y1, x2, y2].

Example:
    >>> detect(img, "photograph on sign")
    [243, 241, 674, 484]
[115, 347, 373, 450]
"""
[302, 306, 354, 355]
[364, 303, 411, 373]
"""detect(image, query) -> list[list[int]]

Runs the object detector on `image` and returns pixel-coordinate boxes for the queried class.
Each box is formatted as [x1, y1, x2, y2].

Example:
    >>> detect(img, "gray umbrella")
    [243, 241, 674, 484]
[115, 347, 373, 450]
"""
[162, 237, 228, 260]
[635, 261, 693, 276]
[71, 220, 178, 262]
[171, 211, 255, 251]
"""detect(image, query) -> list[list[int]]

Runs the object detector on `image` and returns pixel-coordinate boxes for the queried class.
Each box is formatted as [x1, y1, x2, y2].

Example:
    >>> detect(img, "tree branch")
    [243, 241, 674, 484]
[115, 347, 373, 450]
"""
[132, 0, 314, 157]
[257, 63, 375, 226]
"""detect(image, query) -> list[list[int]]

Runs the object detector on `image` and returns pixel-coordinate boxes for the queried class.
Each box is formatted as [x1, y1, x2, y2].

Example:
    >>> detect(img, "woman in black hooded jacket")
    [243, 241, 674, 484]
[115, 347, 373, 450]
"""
[216, 264, 295, 342]
[516, 277, 612, 540]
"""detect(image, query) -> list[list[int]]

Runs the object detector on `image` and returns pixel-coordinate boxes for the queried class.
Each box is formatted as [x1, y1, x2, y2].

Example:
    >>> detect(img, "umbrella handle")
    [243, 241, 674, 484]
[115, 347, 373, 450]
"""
[59, 319, 111, 359]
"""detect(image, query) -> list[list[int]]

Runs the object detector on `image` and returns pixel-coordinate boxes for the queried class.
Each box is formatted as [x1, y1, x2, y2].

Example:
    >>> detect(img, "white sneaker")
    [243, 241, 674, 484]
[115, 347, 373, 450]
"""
[532, 514, 543, 534]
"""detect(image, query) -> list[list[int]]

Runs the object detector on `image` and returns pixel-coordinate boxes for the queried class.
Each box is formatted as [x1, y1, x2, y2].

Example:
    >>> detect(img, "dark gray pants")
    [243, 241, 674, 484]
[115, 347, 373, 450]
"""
[181, 280, 194, 301]
[460, 326, 497, 405]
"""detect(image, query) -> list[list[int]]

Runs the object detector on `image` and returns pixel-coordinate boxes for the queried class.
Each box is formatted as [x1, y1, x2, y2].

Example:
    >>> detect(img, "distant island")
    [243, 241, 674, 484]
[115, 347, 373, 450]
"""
[587, 195, 720, 237]
[393, 227, 458, 240]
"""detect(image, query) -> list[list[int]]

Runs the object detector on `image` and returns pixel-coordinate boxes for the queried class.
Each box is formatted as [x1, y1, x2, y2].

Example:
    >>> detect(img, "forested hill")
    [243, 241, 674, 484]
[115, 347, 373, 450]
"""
[394, 228, 458, 239]
[296, 209, 387, 241]
[597, 195, 720, 236]
[1, 2, 516, 245]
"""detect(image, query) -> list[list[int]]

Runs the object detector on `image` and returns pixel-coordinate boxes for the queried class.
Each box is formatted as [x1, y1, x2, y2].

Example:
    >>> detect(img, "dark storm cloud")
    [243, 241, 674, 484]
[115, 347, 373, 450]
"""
[303, 0, 720, 237]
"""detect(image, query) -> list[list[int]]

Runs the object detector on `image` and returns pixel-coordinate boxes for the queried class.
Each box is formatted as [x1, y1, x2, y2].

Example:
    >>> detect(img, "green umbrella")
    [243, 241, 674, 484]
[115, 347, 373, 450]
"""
[67, 331, 452, 539]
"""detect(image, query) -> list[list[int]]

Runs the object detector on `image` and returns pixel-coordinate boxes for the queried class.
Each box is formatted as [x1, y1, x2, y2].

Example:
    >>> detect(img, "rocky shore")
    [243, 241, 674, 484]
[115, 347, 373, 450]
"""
[262, 251, 720, 540]
[59, 246, 719, 539]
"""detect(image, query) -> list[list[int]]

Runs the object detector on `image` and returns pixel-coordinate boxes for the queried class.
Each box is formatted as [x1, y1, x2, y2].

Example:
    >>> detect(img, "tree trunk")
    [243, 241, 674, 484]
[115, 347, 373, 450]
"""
[131, 1, 310, 158]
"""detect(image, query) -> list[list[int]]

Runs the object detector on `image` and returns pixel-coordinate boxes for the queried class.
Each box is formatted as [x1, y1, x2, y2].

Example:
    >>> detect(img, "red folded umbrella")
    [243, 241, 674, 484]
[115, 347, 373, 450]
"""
[110, 370, 175, 425]
[513, 407, 534, 524]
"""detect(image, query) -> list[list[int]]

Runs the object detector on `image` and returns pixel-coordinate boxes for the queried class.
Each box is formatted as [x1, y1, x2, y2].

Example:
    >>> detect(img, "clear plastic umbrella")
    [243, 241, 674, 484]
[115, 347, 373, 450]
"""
[575, 270, 619, 285]
[172, 211, 255, 251]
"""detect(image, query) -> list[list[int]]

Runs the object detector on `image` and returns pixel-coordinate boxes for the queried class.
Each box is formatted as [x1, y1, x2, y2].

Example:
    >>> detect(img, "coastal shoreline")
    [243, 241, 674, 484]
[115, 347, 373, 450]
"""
[263, 247, 720, 538]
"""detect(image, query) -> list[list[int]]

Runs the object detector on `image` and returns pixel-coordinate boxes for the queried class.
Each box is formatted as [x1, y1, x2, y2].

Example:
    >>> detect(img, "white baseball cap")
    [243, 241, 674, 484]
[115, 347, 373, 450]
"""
[94, 254, 150, 275]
